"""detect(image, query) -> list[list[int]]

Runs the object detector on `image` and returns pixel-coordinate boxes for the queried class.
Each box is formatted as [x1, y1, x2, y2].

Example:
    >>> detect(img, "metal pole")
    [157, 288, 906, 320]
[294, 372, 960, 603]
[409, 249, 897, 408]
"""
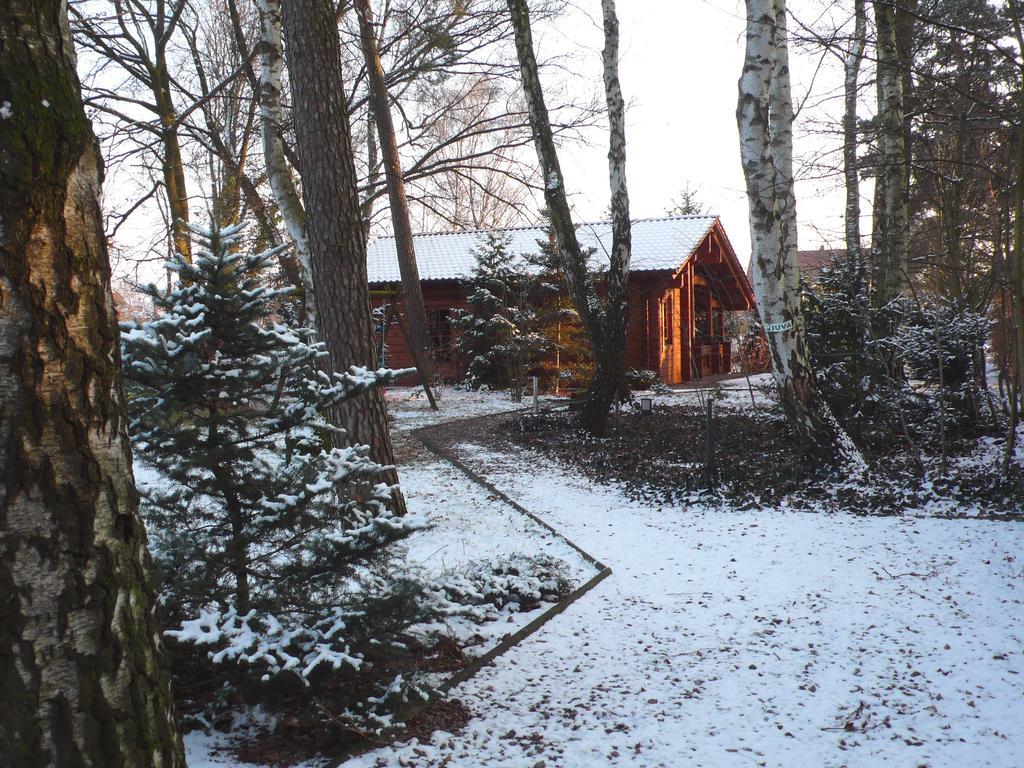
[705, 398, 716, 488]
[532, 376, 539, 414]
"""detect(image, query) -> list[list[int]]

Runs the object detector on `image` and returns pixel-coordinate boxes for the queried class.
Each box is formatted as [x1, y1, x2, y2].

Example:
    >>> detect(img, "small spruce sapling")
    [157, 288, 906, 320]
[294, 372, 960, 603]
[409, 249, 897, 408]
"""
[122, 222, 427, 698]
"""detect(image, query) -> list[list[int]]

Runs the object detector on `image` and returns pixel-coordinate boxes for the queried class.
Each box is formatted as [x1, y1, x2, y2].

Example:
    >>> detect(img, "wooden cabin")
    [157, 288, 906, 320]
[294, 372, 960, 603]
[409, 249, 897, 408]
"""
[366, 215, 756, 385]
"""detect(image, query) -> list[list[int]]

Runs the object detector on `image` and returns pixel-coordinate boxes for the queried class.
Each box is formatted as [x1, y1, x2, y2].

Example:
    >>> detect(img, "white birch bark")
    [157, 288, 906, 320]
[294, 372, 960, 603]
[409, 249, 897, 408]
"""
[871, 0, 910, 308]
[602, 0, 632, 336]
[844, 0, 867, 264]
[737, 0, 864, 466]
[506, 0, 632, 433]
[256, 0, 315, 324]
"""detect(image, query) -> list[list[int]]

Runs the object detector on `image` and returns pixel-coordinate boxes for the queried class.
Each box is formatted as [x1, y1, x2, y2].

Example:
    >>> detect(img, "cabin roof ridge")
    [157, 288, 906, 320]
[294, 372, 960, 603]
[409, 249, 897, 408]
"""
[368, 213, 723, 244]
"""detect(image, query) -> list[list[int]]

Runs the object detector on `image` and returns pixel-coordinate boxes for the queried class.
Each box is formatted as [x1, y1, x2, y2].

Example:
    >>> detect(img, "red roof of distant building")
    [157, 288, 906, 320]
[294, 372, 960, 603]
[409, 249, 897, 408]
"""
[745, 246, 846, 284]
[798, 247, 845, 282]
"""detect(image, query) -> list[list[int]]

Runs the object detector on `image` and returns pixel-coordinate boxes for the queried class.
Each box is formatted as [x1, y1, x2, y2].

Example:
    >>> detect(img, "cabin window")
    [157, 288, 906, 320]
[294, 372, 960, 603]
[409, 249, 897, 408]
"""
[661, 296, 674, 347]
[429, 309, 452, 361]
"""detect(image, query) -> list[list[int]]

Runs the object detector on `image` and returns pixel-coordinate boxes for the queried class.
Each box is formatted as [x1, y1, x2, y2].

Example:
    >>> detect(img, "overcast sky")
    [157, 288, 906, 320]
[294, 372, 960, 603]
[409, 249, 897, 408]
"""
[534, 0, 862, 268]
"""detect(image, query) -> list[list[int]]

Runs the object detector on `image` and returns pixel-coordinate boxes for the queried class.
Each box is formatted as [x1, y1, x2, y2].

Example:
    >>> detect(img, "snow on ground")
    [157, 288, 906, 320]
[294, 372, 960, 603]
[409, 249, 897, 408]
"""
[349, 390, 1024, 768]
[184, 389, 596, 768]
[392, 454, 597, 655]
[385, 385, 598, 650]
[400, 457, 593, 584]
[386, 384, 554, 431]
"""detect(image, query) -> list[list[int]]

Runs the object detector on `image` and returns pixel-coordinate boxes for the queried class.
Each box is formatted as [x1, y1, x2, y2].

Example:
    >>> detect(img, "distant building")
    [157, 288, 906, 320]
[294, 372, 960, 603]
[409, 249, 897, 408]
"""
[797, 246, 846, 285]
[745, 245, 847, 287]
[367, 215, 756, 385]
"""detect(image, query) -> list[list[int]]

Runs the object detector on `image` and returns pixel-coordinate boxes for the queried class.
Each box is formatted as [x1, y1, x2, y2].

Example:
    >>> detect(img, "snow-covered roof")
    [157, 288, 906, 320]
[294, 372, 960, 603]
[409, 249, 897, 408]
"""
[366, 215, 721, 283]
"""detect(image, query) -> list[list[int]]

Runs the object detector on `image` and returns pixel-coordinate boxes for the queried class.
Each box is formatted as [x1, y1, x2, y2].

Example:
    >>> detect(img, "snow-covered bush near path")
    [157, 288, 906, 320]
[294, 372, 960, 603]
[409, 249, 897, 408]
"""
[804, 253, 996, 453]
[121, 222, 433, 704]
[429, 554, 573, 619]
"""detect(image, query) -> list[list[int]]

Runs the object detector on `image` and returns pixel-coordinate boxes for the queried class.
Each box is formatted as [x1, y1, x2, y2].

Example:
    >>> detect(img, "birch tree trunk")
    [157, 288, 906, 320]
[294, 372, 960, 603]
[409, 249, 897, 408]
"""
[579, 0, 633, 431]
[737, 0, 864, 465]
[280, 0, 403, 505]
[506, 0, 631, 435]
[843, 0, 867, 265]
[256, 0, 314, 324]
[0, 1, 185, 763]
[354, 0, 437, 410]
[871, 0, 911, 308]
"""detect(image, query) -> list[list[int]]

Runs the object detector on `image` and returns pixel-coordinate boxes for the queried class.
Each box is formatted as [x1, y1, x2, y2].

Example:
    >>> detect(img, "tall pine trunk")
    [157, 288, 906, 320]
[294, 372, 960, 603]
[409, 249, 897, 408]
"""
[507, 0, 631, 435]
[354, 0, 437, 410]
[737, 0, 864, 467]
[280, 0, 403, 506]
[1006, 0, 1024, 468]
[0, 1, 185, 763]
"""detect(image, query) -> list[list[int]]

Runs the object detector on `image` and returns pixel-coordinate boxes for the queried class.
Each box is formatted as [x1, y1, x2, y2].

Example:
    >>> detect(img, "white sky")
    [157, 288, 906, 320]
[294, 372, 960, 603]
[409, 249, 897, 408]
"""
[533, 0, 863, 269]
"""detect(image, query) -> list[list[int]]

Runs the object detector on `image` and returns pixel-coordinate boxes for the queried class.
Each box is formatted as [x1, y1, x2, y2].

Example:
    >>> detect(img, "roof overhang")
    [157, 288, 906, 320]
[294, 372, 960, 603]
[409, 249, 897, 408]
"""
[674, 220, 755, 311]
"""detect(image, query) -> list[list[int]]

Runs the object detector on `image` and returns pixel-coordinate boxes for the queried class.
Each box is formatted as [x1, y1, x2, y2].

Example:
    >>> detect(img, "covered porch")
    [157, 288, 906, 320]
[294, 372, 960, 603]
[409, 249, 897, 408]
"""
[634, 221, 756, 384]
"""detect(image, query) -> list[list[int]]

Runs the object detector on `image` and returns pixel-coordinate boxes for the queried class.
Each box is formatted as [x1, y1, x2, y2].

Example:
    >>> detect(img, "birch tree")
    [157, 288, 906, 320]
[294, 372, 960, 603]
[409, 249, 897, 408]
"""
[0, 0, 184, 762]
[506, 0, 632, 435]
[252, 0, 313, 320]
[871, 0, 915, 309]
[737, 0, 864, 464]
[843, 0, 867, 265]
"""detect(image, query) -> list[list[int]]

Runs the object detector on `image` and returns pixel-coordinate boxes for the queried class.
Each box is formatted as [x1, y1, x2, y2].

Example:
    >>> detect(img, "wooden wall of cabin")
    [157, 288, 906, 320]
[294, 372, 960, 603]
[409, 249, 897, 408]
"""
[625, 269, 694, 385]
[373, 268, 724, 390]
[370, 280, 469, 384]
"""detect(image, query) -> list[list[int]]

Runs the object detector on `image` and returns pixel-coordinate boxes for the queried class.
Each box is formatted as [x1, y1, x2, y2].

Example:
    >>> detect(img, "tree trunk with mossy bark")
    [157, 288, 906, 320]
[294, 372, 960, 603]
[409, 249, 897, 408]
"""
[0, 1, 185, 764]
[280, 0, 404, 508]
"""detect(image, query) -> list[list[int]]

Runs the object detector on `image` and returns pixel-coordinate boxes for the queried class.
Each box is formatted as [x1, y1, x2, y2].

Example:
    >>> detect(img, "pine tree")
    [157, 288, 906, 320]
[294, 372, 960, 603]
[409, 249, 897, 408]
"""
[454, 232, 561, 400]
[121, 223, 429, 703]
[529, 219, 594, 391]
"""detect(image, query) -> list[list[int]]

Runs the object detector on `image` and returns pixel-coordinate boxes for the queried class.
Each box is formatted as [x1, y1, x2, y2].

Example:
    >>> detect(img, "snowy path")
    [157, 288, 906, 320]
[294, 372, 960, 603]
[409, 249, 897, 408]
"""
[351, 420, 1024, 767]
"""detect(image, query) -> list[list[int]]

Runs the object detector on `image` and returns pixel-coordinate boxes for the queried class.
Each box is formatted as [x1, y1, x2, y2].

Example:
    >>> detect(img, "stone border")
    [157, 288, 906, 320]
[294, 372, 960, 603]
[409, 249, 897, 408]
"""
[412, 416, 612, 694]
[332, 411, 611, 765]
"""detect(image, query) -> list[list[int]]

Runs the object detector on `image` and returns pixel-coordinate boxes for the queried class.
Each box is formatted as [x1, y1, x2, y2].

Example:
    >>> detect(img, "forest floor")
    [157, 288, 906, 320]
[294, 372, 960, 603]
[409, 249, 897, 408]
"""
[189, 385, 1024, 767]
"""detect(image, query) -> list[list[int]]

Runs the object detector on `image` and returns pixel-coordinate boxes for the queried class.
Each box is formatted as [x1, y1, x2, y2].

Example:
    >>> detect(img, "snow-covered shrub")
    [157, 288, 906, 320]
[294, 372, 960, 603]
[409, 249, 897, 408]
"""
[803, 253, 912, 450]
[625, 368, 659, 392]
[122, 222, 436, 711]
[894, 299, 992, 441]
[804, 254, 995, 452]
[896, 300, 989, 387]
[435, 554, 572, 615]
